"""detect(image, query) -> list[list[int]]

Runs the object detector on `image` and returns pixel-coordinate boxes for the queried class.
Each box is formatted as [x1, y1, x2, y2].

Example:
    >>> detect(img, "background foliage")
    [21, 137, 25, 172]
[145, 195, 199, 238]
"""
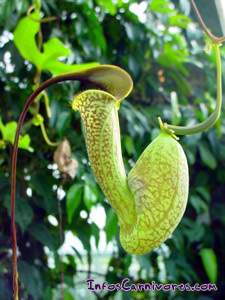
[0, 0, 225, 299]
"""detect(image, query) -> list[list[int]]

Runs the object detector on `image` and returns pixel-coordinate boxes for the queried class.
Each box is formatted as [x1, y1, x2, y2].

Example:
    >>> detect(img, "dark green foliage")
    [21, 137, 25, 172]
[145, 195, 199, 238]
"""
[0, 0, 225, 299]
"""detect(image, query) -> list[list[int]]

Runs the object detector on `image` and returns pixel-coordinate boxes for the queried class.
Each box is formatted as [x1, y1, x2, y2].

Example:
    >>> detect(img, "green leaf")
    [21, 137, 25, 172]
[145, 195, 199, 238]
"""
[98, 0, 116, 15]
[200, 248, 218, 283]
[4, 195, 34, 234]
[66, 184, 83, 224]
[0, 117, 33, 151]
[169, 14, 190, 29]
[28, 223, 54, 250]
[32, 113, 44, 126]
[150, 0, 174, 13]
[14, 13, 99, 75]
[198, 141, 217, 169]
[105, 207, 118, 243]
[56, 111, 72, 138]
[18, 134, 34, 152]
[189, 195, 208, 214]
[18, 260, 43, 300]
[43, 286, 52, 300]
[83, 184, 98, 211]
[30, 173, 53, 213]
[124, 135, 133, 155]
[90, 222, 100, 248]
[64, 290, 74, 300]
[0, 277, 13, 300]
[13, 12, 41, 65]
[171, 91, 181, 125]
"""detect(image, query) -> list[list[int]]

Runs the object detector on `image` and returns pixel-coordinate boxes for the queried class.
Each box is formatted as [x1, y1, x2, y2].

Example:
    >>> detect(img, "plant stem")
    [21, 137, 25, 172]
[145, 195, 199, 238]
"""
[190, 0, 225, 44]
[11, 66, 127, 299]
[167, 43, 222, 135]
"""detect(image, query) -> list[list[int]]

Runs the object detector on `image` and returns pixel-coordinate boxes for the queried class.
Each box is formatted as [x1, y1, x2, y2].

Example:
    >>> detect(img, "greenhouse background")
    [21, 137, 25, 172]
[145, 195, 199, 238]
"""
[0, 0, 225, 299]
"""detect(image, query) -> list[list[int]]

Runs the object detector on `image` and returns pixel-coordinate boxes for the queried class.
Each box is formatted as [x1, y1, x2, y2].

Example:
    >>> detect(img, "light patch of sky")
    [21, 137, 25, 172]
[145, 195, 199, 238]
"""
[3, 51, 15, 73]
[129, 1, 148, 23]
[58, 230, 113, 256]
[215, 0, 225, 35]
[56, 204, 113, 255]
[48, 215, 59, 226]
[0, 30, 13, 48]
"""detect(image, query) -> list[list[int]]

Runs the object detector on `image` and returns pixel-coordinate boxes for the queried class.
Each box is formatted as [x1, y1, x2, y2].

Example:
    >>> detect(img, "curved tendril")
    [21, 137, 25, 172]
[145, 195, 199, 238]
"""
[190, 0, 225, 44]
[166, 43, 222, 135]
[27, 4, 57, 23]
[40, 122, 60, 147]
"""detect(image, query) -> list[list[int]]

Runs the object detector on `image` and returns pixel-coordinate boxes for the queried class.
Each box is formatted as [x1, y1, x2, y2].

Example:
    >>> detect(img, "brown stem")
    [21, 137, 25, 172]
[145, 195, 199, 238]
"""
[190, 0, 225, 43]
[57, 175, 68, 300]
[10, 67, 115, 299]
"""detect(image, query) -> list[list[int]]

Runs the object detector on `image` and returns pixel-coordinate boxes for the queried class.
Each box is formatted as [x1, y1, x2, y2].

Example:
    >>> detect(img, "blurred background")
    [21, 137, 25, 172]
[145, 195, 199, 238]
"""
[0, 0, 225, 299]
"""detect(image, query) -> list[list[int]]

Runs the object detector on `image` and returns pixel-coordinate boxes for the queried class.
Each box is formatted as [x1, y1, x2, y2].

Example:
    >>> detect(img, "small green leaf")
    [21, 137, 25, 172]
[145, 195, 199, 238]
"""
[56, 111, 72, 138]
[83, 184, 98, 211]
[4, 195, 34, 234]
[0, 117, 33, 151]
[198, 141, 217, 169]
[169, 14, 190, 28]
[124, 135, 133, 155]
[28, 223, 54, 250]
[150, 0, 174, 13]
[189, 195, 208, 214]
[66, 184, 82, 224]
[105, 207, 118, 243]
[171, 91, 181, 126]
[98, 0, 116, 15]
[200, 248, 218, 283]
[30, 173, 53, 213]
[90, 222, 100, 248]
[32, 114, 44, 126]
[64, 290, 74, 300]
[18, 260, 43, 300]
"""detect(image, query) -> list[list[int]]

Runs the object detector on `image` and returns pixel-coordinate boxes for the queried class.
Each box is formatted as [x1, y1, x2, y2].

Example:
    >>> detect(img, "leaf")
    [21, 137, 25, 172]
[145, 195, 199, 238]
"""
[169, 14, 190, 29]
[56, 111, 72, 138]
[0, 277, 13, 300]
[71, 246, 83, 263]
[18, 260, 43, 300]
[30, 173, 53, 213]
[0, 117, 33, 151]
[200, 248, 218, 283]
[66, 184, 83, 223]
[83, 184, 98, 211]
[4, 195, 34, 234]
[97, 0, 116, 15]
[124, 135, 133, 155]
[105, 207, 118, 243]
[13, 13, 99, 75]
[150, 0, 174, 13]
[13, 12, 41, 65]
[43, 286, 52, 300]
[171, 91, 181, 125]
[64, 290, 74, 300]
[32, 113, 44, 126]
[189, 195, 208, 214]
[198, 141, 217, 169]
[90, 222, 100, 248]
[28, 223, 54, 250]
